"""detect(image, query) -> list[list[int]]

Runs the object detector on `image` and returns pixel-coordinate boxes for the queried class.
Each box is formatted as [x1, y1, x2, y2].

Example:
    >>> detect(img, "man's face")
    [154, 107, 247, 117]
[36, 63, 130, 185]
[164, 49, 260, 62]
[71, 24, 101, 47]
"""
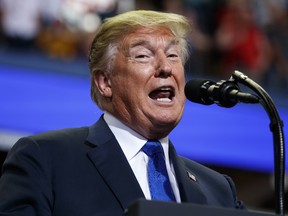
[101, 27, 186, 139]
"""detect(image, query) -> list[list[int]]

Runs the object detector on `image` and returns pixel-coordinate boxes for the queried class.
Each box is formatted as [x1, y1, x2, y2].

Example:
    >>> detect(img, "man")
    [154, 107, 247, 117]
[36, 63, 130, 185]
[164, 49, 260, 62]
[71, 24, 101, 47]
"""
[0, 10, 244, 215]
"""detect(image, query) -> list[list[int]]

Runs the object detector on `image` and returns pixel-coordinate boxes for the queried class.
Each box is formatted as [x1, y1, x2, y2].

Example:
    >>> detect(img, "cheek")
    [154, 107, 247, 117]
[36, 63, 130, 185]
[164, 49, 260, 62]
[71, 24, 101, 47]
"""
[175, 68, 186, 87]
[124, 65, 151, 88]
[112, 75, 144, 102]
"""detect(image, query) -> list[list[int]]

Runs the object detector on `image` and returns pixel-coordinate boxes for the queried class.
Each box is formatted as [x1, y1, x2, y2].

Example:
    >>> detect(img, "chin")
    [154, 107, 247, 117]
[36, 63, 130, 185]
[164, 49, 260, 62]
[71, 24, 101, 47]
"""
[154, 115, 181, 128]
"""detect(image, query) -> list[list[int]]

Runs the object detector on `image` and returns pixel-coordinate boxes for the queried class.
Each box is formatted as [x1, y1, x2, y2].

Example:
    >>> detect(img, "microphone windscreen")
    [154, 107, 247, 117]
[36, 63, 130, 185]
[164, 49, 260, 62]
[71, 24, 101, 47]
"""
[184, 79, 213, 105]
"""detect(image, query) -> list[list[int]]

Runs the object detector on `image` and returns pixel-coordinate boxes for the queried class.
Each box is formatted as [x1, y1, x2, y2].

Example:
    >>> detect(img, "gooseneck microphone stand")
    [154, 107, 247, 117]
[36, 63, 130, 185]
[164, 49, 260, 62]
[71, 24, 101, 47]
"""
[231, 70, 286, 216]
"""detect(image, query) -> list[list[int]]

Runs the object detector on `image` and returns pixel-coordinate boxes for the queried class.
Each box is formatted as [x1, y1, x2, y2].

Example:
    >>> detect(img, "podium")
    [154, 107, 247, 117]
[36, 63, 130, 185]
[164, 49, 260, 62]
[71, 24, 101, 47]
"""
[125, 199, 277, 216]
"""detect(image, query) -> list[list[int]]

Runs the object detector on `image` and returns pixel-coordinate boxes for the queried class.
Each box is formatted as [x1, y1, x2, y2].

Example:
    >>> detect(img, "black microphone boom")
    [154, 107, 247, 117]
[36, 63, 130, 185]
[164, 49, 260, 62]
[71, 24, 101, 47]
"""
[185, 71, 286, 215]
[184, 79, 260, 108]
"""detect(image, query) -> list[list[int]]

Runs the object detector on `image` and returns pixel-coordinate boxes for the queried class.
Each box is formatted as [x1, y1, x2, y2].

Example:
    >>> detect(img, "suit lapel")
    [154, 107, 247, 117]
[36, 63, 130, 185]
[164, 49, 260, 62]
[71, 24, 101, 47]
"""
[85, 116, 208, 208]
[86, 116, 145, 210]
[169, 143, 208, 204]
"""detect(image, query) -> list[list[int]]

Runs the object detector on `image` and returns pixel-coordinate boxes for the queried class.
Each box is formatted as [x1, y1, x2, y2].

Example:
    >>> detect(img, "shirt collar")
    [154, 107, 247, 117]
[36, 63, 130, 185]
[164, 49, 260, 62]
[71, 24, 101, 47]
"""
[103, 112, 169, 161]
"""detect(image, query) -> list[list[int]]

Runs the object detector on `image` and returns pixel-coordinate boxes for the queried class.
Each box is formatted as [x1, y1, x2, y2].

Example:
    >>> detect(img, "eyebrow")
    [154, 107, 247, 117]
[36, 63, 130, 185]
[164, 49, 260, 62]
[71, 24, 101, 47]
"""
[130, 40, 150, 48]
[129, 38, 180, 51]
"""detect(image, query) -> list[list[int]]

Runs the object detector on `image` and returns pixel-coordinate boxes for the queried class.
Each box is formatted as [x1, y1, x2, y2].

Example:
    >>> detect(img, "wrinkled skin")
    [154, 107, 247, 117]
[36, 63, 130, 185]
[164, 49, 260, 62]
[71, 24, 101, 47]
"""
[94, 27, 186, 139]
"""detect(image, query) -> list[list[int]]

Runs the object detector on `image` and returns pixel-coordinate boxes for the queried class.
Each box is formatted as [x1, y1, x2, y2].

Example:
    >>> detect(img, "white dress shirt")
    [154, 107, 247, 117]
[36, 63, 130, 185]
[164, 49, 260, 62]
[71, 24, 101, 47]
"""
[103, 112, 181, 202]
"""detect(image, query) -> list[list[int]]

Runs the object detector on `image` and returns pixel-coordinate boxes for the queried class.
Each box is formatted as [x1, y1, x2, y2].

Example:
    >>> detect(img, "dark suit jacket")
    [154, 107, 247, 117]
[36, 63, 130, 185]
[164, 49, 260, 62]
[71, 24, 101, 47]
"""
[0, 116, 244, 216]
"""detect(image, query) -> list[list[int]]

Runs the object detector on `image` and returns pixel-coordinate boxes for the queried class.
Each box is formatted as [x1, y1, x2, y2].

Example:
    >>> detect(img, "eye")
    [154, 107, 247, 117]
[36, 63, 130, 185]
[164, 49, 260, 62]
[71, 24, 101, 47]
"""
[129, 46, 153, 63]
[133, 52, 152, 63]
[136, 54, 149, 59]
[168, 54, 178, 58]
[167, 45, 181, 61]
[167, 53, 180, 61]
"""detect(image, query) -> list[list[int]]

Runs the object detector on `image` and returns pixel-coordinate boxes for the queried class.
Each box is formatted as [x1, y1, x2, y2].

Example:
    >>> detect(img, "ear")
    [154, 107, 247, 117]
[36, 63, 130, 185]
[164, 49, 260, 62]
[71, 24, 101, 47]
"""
[93, 70, 112, 97]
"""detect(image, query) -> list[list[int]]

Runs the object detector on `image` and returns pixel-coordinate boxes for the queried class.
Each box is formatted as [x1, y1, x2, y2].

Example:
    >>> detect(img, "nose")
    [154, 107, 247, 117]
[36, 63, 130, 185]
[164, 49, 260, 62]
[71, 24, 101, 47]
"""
[155, 53, 172, 78]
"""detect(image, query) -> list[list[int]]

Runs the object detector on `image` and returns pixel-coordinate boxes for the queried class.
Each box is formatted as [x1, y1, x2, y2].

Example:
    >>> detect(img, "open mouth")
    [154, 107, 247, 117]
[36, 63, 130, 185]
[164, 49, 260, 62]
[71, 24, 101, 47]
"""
[149, 87, 175, 102]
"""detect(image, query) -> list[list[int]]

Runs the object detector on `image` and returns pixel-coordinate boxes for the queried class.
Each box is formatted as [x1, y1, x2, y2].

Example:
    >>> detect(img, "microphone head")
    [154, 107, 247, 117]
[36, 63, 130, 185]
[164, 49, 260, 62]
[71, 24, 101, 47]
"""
[184, 79, 214, 105]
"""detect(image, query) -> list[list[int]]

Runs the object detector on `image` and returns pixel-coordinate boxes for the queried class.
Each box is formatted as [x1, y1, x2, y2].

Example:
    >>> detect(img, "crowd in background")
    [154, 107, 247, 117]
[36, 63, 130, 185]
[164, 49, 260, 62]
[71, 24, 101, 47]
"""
[0, 0, 287, 101]
[159, 0, 288, 99]
[0, 0, 132, 58]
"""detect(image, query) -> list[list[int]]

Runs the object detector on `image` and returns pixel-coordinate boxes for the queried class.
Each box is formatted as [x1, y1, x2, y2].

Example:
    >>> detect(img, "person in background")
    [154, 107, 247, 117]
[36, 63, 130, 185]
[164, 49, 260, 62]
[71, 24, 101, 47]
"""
[214, 0, 271, 83]
[0, 10, 244, 216]
[0, 0, 43, 50]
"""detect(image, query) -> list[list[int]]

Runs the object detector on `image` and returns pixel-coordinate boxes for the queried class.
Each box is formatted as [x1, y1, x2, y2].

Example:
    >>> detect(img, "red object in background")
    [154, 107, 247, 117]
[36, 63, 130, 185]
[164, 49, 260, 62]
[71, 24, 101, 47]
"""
[215, 2, 271, 77]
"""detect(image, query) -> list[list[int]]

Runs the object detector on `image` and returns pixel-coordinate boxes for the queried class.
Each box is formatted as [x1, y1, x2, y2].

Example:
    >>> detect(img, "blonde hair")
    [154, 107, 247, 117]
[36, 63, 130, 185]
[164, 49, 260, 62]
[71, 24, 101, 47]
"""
[89, 10, 191, 108]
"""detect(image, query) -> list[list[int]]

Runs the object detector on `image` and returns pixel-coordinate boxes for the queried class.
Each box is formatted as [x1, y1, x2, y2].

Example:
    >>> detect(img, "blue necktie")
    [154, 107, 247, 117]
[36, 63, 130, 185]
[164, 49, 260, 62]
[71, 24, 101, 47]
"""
[142, 140, 176, 201]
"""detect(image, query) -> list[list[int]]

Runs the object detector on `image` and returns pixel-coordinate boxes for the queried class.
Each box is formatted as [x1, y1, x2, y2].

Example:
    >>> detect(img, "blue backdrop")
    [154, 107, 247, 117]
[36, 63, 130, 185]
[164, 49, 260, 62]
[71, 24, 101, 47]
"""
[1, 64, 287, 173]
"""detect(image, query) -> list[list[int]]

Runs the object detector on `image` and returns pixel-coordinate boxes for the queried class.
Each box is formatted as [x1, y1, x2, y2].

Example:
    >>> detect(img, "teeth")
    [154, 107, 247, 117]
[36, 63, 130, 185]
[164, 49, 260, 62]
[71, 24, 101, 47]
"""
[160, 87, 171, 91]
[149, 86, 175, 102]
[157, 98, 171, 102]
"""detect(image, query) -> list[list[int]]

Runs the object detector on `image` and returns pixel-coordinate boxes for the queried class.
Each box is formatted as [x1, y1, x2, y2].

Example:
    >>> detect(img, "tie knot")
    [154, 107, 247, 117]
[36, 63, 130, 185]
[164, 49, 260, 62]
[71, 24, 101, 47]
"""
[142, 140, 163, 157]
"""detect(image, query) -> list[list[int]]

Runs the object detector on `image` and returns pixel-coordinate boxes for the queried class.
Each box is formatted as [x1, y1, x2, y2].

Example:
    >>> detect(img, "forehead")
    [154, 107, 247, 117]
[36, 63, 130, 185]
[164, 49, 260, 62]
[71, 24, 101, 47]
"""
[119, 27, 178, 48]
[128, 26, 174, 36]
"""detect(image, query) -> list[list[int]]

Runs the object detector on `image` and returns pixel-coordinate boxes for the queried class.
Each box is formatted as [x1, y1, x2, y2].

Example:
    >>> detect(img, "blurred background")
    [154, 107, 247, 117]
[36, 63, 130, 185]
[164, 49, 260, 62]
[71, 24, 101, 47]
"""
[0, 0, 287, 214]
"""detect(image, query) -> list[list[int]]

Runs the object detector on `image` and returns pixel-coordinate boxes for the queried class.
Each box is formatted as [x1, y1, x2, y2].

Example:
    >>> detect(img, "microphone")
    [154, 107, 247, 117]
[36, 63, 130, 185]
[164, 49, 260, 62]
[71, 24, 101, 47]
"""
[184, 79, 260, 108]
